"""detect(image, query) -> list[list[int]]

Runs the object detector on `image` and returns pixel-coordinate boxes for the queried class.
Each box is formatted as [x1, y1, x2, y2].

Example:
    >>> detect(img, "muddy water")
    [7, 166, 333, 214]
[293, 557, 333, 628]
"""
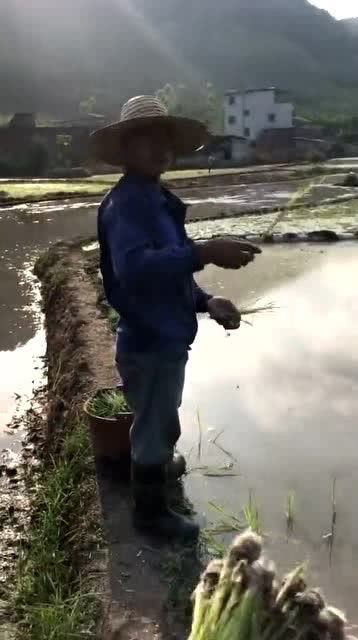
[0, 200, 98, 448]
[181, 243, 358, 618]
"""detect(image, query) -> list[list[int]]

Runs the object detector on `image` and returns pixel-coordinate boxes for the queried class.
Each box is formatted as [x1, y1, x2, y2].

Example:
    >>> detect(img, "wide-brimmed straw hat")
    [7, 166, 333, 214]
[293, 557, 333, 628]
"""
[91, 95, 209, 166]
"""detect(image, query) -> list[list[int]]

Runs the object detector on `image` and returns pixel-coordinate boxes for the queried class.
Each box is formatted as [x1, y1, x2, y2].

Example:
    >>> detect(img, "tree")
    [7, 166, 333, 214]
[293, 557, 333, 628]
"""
[156, 83, 223, 133]
[79, 96, 97, 115]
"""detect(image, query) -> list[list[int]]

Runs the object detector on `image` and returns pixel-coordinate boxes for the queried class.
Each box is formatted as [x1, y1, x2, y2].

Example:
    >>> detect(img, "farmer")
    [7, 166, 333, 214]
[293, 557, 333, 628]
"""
[208, 153, 215, 174]
[93, 95, 261, 542]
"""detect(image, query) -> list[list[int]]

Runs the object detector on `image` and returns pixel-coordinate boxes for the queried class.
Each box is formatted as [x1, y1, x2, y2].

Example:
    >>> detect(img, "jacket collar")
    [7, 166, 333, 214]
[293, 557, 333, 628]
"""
[118, 172, 188, 221]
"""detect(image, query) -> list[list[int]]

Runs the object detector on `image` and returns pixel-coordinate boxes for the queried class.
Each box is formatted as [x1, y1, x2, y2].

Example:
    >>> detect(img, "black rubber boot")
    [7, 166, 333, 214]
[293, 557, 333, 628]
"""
[132, 463, 199, 542]
[167, 452, 186, 483]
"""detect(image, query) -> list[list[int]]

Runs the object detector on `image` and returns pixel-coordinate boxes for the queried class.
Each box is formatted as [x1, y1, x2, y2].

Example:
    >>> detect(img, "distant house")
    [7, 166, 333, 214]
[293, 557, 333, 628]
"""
[224, 88, 293, 141]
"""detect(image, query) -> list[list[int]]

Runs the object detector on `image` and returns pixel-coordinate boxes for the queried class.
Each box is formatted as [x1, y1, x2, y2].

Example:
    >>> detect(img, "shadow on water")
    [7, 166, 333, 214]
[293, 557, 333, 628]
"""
[180, 244, 358, 619]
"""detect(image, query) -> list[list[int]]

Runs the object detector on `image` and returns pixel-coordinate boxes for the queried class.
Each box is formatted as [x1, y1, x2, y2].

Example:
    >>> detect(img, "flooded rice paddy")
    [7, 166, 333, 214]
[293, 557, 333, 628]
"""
[0, 192, 357, 617]
[185, 179, 352, 209]
[181, 243, 358, 619]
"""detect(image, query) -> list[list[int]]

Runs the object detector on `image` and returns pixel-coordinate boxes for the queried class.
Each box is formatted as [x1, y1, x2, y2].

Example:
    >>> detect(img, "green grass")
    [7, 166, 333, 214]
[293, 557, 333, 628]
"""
[15, 423, 101, 639]
[108, 308, 119, 332]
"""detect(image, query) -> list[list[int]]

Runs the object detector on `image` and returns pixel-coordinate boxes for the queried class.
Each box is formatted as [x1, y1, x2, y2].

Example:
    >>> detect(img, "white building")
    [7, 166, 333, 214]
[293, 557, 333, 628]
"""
[224, 88, 293, 142]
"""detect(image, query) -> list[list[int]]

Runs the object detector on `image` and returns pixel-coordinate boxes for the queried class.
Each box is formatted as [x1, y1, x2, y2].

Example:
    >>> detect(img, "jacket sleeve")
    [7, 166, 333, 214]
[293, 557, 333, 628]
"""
[106, 195, 204, 285]
[193, 280, 212, 313]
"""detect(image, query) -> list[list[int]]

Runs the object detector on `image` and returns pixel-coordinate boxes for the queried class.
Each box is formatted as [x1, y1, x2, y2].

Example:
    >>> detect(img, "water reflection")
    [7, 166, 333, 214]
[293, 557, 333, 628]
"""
[181, 245, 358, 618]
[0, 329, 45, 446]
[0, 201, 98, 441]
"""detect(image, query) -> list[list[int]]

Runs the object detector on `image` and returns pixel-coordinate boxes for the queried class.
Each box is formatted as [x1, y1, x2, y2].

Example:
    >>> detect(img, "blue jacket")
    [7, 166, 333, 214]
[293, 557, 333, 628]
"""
[97, 173, 211, 352]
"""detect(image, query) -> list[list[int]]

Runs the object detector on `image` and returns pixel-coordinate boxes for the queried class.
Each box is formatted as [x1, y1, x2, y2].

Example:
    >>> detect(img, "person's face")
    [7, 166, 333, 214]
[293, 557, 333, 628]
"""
[122, 125, 174, 178]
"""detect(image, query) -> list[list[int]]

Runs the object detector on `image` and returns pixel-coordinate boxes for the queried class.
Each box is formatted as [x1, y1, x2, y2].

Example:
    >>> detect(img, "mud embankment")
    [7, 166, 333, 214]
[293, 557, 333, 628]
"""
[34, 241, 116, 443]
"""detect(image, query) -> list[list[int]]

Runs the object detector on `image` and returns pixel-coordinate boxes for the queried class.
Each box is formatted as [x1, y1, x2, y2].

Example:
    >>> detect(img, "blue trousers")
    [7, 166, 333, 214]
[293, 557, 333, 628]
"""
[116, 351, 188, 466]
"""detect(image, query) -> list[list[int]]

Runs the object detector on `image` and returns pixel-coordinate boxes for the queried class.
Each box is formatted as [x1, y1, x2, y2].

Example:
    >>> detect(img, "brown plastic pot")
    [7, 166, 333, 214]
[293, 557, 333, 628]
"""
[84, 387, 133, 461]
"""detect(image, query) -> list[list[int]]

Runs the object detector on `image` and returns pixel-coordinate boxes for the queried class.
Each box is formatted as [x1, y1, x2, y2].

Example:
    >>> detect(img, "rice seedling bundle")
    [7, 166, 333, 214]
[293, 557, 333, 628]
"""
[87, 389, 129, 418]
[188, 530, 349, 640]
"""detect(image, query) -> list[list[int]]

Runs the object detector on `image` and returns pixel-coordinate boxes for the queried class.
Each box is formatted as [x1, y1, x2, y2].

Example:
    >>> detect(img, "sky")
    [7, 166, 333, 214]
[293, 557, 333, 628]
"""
[310, 0, 358, 19]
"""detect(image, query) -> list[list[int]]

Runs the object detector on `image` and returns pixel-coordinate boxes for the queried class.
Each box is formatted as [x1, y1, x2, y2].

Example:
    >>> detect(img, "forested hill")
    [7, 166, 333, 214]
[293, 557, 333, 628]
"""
[1, 0, 358, 117]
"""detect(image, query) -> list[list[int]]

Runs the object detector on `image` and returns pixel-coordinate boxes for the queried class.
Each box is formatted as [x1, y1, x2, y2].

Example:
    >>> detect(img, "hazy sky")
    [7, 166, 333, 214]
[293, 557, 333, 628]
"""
[310, 0, 358, 19]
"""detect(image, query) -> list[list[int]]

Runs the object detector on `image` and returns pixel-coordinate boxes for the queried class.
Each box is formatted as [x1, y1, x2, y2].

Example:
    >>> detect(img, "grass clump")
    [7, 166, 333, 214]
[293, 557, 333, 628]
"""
[189, 529, 348, 640]
[15, 423, 100, 640]
[87, 389, 130, 418]
[108, 308, 119, 332]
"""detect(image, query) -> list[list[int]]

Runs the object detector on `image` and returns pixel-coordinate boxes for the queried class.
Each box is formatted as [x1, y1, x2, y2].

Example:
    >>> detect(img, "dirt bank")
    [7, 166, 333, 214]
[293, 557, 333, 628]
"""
[35, 240, 197, 640]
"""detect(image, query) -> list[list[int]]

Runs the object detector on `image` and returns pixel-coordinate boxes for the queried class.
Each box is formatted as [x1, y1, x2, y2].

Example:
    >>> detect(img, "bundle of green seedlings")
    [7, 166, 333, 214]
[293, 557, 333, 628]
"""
[88, 389, 130, 417]
[189, 530, 349, 640]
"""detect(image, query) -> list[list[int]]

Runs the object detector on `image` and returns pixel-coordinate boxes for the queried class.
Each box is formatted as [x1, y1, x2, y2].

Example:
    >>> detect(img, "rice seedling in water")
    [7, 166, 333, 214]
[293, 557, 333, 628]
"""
[242, 491, 261, 534]
[208, 501, 243, 534]
[197, 410, 203, 461]
[322, 478, 338, 565]
[88, 389, 129, 417]
[188, 529, 350, 640]
[211, 429, 239, 464]
[201, 528, 227, 559]
[206, 494, 262, 538]
[329, 478, 337, 565]
[286, 491, 296, 539]
[191, 465, 240, 478]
